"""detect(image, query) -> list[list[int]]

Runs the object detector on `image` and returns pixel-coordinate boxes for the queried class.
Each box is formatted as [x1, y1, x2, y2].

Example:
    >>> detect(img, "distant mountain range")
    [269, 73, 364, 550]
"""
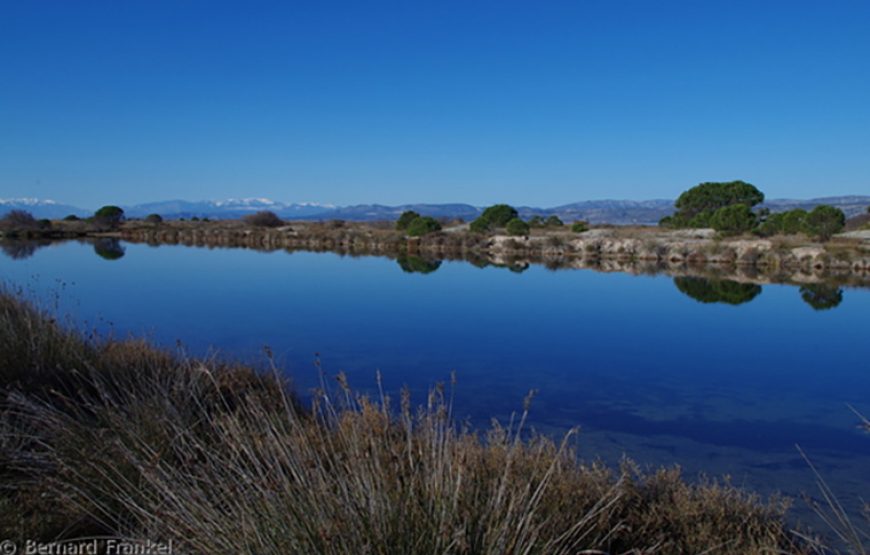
[2, 195, 869, 225]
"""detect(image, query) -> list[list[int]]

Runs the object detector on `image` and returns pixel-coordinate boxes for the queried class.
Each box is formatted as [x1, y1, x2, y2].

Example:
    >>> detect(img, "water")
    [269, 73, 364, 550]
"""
[3, 239, 869, 526]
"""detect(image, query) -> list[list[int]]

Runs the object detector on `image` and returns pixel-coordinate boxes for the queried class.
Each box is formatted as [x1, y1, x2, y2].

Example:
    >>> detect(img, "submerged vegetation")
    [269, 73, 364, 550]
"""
[0, 289, 824, 553]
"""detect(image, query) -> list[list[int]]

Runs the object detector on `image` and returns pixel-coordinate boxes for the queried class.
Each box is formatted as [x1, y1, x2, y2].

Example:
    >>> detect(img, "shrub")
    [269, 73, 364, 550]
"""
[471, 204, 519, 232]
[0, 210, 38, 230]
[572, 221, 590, 233]
[63, 214, 80, 221]
[545, 215, 564, 227]
[405, 216, 442, 237]
[505, 217, 530, 236]
[803, 205, 845, 241]
[395, 210, 421, 230]
[709, 204, 757, 235]
[243, 211, 284, 228]
[144, 214, 163, 223]
[665, 181, 763, 228]
[94, 205, 125, 226]
[528, 215, 545, 228]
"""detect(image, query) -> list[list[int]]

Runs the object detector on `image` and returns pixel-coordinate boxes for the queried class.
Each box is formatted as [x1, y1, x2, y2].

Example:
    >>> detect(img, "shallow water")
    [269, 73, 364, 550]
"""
[2, 239, 868, 527]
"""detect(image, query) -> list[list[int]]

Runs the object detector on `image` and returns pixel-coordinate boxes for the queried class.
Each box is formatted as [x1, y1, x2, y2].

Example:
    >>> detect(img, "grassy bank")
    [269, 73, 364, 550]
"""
[0, 289, 824, 553]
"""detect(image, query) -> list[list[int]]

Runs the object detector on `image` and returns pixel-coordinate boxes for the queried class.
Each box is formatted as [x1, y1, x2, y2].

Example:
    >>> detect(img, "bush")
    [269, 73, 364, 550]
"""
[396, 210, 421, 231]
[94, 205, 125, 226]
[505, 217, 530, 236]
[243, 211, 284, 228]
[709, 204, 757, 235]
[144, 214, 163, 223]
[665, 181, 764, 228]
[63, 214, 80, 222]
[545, 215, 564, 227]
[0, 210, 38, 230]
[405, 216, 442, 237]
[471, 204, 519, 233]
[572, 221, 590, 233]
[803, 205, 845, 241]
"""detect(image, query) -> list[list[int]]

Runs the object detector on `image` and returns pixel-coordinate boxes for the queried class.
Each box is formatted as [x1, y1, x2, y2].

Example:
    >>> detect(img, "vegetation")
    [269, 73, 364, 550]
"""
[63, 214, 80, 221]
[93, 238, 126, 260]
[804, 205, 846, 241]
[395, 210, 421, 230]
[94, 205, 125, 226]
[0, 210, 40, 230]
[571, 220, 590, 233]
[243, 210, 285, 228]
[144, 213, 163, 223]
[661, 181, 764, 228]
[0, 290, 815, 553]
[405, 215, 442, 236]
[470, 204, 519, 233]
[529, 215, 564, 228]
[709, 203, 758, 235]
[755, 206, 845, 241]
[505, 217, 530, 236]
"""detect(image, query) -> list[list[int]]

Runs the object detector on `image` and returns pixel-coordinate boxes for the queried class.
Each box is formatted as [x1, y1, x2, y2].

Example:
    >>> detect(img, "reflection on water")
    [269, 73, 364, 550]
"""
[397, 254, 441, 274]
[673, 276, 762, 305]
[0, 239, 52, 260]
[93, 238, 126, 261]
[799, 284, 844, 311]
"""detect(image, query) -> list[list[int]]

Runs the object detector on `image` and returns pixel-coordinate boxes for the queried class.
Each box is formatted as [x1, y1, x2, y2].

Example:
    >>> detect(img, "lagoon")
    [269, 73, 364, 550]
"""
[2, 239, 868, 524]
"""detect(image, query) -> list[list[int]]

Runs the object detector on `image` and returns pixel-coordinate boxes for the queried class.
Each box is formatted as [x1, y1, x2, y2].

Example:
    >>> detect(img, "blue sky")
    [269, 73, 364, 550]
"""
[1, 0, 868, 207]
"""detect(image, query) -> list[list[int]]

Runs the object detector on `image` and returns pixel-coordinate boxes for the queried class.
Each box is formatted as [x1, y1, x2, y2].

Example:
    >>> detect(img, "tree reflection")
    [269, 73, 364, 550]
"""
[799, 284, 843, 311]
[0, 239, 52, 260]
[673, 277, 762, 305]
[93, 238, 126, 261]
[397, 254, 441, 274]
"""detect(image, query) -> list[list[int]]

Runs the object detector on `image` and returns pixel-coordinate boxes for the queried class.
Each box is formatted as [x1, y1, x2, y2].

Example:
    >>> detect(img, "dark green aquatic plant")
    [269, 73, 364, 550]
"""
[674, 277, 762, 305]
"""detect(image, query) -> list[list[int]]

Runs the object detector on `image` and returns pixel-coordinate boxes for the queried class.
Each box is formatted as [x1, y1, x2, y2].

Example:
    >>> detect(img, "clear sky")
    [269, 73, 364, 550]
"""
[1, 0, 868, 208]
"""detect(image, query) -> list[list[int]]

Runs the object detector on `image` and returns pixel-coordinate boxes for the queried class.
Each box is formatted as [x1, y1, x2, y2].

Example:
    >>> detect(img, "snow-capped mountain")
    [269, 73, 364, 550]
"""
[0, 198, 89, 219]
[123, 198, 335, 219]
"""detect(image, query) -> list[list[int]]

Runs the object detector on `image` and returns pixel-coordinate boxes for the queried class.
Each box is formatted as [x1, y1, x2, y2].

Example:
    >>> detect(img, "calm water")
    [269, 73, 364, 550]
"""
[3, 239, 869, 524]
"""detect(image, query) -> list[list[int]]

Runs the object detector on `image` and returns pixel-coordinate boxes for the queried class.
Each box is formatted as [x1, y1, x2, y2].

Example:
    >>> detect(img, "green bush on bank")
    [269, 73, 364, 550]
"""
[505, 217, 530, 236]
[405, 215, 442, 236]
[470, 204, 519, 233]
[395, 210, 421, 231]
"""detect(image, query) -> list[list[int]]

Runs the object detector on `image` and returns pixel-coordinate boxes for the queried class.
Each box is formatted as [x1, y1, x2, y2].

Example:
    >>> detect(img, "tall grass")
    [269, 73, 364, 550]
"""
[0, 289, 814, 553]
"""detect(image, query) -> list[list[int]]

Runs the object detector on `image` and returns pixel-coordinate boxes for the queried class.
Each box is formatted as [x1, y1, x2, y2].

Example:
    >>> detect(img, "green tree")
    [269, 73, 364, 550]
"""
[544, 215, 564, 227]
[243, 211, 284, 228]
[470, 204, 519, 232]
[405, 216, 442, 237]
[571, 221, 590, 233]
[803, 205, 845, 241]
[665, 181, 764, 228]
[799, 284, 843, 311]
[674, 277, 762, 305]
[709, 204, 757, 235]
[396, 210, 421, 231]
[145, 214, 163, 223]
[94, 205, 125, 226]
[505, 217, 530, 236]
